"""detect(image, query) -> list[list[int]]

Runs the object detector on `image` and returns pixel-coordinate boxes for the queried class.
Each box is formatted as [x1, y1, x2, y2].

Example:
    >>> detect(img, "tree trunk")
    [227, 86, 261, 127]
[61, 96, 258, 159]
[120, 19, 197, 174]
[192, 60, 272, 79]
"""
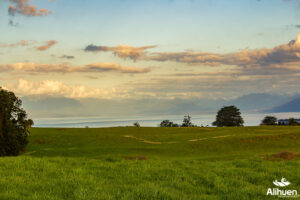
[0, 109, 3, 138]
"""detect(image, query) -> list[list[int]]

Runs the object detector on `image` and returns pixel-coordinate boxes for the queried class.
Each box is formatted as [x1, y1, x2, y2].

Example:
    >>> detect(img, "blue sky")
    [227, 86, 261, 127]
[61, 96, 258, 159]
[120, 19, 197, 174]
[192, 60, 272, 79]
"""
[0, 0, 300, 100]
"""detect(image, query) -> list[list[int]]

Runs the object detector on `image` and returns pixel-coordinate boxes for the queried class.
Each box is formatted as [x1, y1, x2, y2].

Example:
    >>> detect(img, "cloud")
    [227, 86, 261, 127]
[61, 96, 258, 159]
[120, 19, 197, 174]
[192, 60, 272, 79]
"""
[123, 71, 300, 99]
[84, 44, 157, 61]
[0, 40, 32, 48]
[148, 33, 300, 67]
[60, 55, 75, 59]
[89, 33, 300, 70]
[0, 62, 151, 74]
[257, 32, 264, 36]
[8, 0, 52, 17]
[36, 40, 57, 51]
[0, 40, 57, 51]
[8, 19, 18, 27]
[4, 79, 122, 99]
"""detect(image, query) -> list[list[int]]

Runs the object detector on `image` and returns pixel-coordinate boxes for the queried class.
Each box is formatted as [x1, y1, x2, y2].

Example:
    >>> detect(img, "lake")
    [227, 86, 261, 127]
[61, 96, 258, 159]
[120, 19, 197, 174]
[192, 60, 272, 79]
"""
[33, 112, 300, 128]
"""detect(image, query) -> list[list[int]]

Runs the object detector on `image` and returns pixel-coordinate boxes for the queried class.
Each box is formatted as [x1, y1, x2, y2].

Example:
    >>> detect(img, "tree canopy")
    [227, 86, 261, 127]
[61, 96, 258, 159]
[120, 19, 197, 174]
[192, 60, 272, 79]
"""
[212, 106, 244, 127]
[160, 120, 179, 127]
[181, 115, 195, 127]
[0, 88, 32, 156]
[261, 116, 277, 125]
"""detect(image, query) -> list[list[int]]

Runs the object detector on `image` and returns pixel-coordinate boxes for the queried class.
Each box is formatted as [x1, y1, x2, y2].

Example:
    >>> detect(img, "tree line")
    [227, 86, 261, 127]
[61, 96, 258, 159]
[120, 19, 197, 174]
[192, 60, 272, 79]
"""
[134, 105, 245, 127]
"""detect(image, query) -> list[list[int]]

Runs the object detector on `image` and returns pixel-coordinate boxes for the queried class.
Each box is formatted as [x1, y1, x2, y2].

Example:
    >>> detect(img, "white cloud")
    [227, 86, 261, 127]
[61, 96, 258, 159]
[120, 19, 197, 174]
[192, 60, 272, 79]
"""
[0, 62, 150, 74]
[4, 79, 127, 99]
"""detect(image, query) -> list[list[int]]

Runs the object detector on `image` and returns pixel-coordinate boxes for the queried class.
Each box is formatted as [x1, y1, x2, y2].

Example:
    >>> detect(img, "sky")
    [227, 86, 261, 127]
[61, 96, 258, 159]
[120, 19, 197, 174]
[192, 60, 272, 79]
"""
[1, 0, 300, 101]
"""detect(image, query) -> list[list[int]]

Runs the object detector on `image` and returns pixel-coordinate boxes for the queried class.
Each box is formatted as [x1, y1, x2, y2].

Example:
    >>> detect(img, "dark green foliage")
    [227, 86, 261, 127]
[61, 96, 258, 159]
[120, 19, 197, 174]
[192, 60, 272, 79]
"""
[289, 118, 299, 126]
[212, 105, 244, 127]
[0, 88, 31, 156]
[159, 120, 179, 127]
[181, 115, 195, 127]
[133, 121, 140, 127]
[26, 119, 34, 128]
[261, 116, 277, 125]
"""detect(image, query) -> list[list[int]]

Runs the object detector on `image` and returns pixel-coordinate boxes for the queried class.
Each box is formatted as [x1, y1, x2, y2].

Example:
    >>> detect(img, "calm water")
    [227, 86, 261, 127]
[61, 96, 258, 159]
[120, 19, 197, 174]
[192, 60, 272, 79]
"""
[33, 112, 300, 128]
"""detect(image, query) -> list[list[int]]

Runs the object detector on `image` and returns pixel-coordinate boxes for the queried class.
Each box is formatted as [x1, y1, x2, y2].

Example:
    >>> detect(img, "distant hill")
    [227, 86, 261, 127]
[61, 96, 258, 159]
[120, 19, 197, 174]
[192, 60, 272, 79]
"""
[226, 93, 290, 111]
[268, 97, 300, 113]
[22, 96, 83, 118]
[22, 96, 82, 110]
[21, 93, 300, 118]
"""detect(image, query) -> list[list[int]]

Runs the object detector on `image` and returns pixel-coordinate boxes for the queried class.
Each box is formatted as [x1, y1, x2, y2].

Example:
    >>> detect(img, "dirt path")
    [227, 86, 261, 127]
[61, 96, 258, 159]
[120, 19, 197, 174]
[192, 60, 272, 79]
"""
[188, 135, 234, 142]
[123, 135, 162, 144]
[123, 134, 235, 144]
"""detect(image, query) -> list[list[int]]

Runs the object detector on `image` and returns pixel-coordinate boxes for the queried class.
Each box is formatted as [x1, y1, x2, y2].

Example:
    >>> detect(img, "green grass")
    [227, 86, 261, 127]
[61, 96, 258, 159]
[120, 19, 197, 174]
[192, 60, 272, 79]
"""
[0, 126, 300, 199]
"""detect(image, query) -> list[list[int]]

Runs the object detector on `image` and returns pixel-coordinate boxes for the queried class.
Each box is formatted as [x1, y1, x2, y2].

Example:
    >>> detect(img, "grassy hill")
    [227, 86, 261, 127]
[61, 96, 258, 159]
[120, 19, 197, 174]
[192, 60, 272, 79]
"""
[0, 126, 300, 199]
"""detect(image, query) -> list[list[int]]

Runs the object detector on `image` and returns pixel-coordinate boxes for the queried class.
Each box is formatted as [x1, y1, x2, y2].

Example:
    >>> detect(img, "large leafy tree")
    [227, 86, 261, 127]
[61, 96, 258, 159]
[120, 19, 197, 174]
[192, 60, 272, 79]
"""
[212, 106, 244, 127]
[0, 88, 32, 156]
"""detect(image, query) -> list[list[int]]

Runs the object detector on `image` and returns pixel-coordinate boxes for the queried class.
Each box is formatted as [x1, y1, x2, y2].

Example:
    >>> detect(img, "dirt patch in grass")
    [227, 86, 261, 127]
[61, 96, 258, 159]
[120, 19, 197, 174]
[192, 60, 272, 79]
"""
[264, 151, 299, 161]
[35, 139, 45, 144]
[189, 135, 233, 142]
[24, 151, 36, 155]
[189, 138, 209, 142]
[123, 135, 162, 144]
[123, 156, 147, 161]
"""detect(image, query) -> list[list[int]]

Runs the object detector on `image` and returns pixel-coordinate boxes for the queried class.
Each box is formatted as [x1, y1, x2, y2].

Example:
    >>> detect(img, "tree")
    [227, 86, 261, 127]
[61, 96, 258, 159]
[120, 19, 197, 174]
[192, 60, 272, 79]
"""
[212, 106, 244, 127]
[181, 115, 195, 127]
[26, 119, 34, 129]
[289, 118, 299, 126]
[261, 116, 277, 125]
[133, 122, 140, 127]
[159, 120, 179, 127]
[0, 88, 32, 156]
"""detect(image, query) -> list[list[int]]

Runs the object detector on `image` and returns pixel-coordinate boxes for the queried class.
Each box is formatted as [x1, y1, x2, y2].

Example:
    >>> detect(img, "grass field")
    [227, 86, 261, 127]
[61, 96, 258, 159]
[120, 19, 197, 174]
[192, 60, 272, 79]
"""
[0, 126, 300, 199]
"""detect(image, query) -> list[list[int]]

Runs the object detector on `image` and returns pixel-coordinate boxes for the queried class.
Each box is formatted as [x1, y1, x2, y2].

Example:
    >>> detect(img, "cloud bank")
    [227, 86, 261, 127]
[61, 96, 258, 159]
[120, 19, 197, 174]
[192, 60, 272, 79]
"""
[85, 33, 300, 69]
[0, 40, 34, 48]
[84, 44, 157, 61]
[36, 40, 57, 51]
[0, 62, 151, 74]
[8, 0, 52, 17]
[147, 33, 300, 68]
[0, 40, 57, 51]
[4, 79, 121, 99]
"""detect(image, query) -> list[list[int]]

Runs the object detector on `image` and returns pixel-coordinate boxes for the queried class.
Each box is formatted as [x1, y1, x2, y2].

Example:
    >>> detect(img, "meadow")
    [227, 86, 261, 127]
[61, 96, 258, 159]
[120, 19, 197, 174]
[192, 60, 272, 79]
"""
[0, 126, 299, 200]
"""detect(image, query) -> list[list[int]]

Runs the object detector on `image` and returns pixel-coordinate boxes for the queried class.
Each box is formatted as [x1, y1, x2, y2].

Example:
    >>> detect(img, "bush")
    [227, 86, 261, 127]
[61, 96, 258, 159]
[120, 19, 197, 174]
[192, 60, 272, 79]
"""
[0, 88, 32, 156]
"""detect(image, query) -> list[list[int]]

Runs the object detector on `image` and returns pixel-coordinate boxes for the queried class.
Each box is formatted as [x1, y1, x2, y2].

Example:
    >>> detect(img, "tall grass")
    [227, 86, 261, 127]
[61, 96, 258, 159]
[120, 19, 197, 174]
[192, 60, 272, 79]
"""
[0, 126, 299, 199]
